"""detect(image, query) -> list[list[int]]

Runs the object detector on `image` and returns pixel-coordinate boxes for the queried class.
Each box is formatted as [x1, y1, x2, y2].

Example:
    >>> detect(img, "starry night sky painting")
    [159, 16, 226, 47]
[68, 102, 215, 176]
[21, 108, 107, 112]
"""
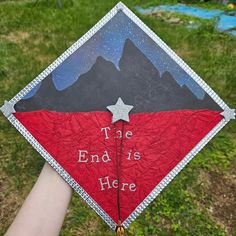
[23, 11, 205, 100]
[16, 9, 222, 113]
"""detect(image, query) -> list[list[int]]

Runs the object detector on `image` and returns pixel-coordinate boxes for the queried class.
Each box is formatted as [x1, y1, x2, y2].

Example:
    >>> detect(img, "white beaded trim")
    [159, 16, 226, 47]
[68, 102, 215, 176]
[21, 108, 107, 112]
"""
[1, 1, 232, 231]
[7, 114, 117, 230]
[122, 118, 227, 228]
[119, 2, 228, 110]
[9, 2, 119, 105]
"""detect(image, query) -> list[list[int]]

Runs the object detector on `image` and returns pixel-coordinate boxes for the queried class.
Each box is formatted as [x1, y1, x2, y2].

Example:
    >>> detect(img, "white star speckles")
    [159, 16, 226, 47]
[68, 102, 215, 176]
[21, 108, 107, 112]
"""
[0, 100, 16, 117]
[220, 108, 235, 122]
[106, 97, 134, 123]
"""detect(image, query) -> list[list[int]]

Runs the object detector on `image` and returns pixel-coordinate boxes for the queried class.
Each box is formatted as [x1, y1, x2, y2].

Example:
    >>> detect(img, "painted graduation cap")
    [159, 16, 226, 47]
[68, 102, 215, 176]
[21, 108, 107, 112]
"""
[1, 2, 235, 232]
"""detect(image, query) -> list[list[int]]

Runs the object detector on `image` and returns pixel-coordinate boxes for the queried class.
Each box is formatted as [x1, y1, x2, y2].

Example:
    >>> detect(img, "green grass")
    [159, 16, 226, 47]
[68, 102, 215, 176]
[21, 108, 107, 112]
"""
[0, 0, 235, 235]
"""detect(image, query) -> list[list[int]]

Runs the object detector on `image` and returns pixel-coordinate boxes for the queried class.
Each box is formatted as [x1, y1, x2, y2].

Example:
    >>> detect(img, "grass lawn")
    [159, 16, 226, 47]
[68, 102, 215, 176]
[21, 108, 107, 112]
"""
[0, 0, 235, 235]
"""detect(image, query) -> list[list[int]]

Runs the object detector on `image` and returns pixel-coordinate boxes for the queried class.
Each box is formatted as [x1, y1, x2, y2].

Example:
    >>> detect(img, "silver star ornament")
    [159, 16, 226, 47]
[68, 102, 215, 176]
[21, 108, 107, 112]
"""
[0, 100, 16, 117]
[106, 97, 134, 123]
[220, 108, 235, 122]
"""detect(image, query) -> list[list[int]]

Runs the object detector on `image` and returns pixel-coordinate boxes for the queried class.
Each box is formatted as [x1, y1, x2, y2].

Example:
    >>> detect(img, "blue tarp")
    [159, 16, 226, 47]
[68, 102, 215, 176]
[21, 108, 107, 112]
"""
[136, 5, 223, 19]
[136, 4, 236, 36]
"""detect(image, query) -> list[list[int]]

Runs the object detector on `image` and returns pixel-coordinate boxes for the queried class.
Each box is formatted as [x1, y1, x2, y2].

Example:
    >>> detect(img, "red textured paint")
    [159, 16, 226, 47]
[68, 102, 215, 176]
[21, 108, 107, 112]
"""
[14, 110, 222, 223]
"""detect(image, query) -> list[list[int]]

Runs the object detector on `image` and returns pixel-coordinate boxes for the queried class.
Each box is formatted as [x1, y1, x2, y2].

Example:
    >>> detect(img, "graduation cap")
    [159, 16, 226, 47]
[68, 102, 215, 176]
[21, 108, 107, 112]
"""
[1, 2, 235, 233]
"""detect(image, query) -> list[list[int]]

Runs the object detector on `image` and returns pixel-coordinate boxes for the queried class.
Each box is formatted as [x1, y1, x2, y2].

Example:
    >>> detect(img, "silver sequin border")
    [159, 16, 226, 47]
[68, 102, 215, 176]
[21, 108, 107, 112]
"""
[1, 1, 231, 231]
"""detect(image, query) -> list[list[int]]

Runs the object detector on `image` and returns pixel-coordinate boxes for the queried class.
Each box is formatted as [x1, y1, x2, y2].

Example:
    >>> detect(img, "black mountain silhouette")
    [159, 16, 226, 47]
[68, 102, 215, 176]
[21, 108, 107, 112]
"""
[15, 39, 221, 113]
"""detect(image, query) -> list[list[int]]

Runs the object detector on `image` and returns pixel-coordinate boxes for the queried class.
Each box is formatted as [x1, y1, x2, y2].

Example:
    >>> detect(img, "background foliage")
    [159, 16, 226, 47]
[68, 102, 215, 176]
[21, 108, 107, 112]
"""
[0, 0, 235, 235]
